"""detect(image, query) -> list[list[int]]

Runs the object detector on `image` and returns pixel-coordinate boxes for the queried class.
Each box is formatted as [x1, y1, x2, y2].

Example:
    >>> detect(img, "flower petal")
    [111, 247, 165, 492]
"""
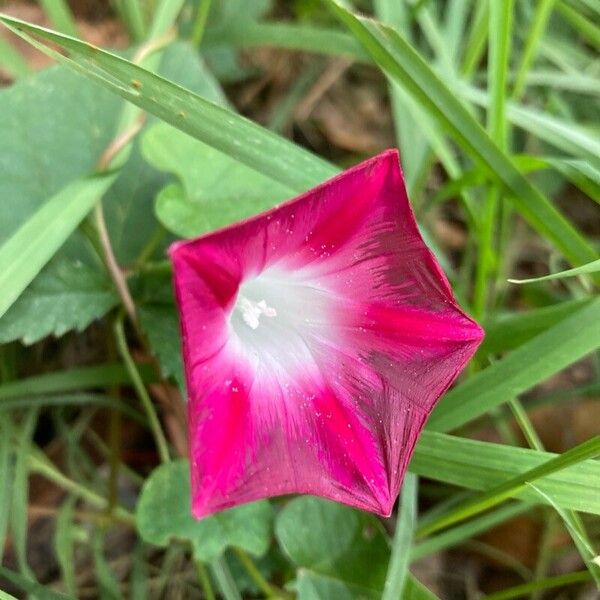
[170, 149, 483, 518]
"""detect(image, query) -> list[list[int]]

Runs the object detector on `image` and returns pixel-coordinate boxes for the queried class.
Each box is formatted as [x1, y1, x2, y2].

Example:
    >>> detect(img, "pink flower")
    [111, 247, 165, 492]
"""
[170, 150, 483, 519]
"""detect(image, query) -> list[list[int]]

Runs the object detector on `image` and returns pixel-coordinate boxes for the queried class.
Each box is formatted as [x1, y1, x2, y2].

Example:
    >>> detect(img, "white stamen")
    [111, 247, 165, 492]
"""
[238, 296, 277, 330]
[229, 267, 335, 376]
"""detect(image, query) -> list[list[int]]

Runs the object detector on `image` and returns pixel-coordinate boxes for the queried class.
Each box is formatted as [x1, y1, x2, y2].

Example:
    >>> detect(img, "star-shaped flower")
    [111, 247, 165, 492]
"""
[170, 150, 483, 519]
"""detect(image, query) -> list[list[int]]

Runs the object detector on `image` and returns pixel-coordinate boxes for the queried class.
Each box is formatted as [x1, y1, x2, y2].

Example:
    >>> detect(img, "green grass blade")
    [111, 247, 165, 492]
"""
[512, 0, 557, 99]
[202, 20, 369, 61]
[484, 570, 591, 600]
[528, 484, 600, 585]
[113, 0, 146, 42]
[37, 0, 78, 37]
[0, 393, 145, 422]
[0, 363, 155, 401]
[209, 558, 242, 600]
[321, 1, 598, 270]
[0, 16, 336, 194]
[417, 435, 600, 537]
[0, 36, 29, 79]
[0, 172, 117, 320]
[473, 0, 513, 317]
[55, 496, 77, 597]
[460, 0, 488, 77]
[0, 566, 73, 599]
[382, 474, 418, 600]
[428, 297, 600, 432]
[93, 530, 124, 599]
[412, 432, 600, 515]
[508, 258, 600, 284]
[443, 0, 471, 62]
[557, 1, 600, 49]
[374, 0, 431, 196]
[411, 503, 531, 561]
[460, 85, 600, 167]
[148, 0, 186, 39]
[0, 418, 13, 564]
[11, 409, 39, 579]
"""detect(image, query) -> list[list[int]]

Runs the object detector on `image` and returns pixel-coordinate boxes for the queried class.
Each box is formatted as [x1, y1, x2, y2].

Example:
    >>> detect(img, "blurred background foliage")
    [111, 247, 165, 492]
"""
[0, 0, 598, 598]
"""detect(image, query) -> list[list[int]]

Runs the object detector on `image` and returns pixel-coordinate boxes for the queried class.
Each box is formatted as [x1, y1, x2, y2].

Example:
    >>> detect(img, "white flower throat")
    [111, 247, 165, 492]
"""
[229, 267, 334, 373]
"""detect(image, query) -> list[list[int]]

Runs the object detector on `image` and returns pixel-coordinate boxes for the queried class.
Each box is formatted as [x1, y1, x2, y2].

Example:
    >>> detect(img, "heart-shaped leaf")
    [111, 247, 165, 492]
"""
[136, 460, 274, 561]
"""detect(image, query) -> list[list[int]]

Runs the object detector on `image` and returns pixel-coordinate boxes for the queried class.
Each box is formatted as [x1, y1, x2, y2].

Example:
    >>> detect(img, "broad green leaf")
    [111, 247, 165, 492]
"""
[0, 259, 118, 345]
[0, 172, 117, 320]
[411, 431, 600, 515]
[321, 2, 599, 269]
[136, 460, 273, 561]
[296, 573, 381, 600]
[0, 40, 227, 340]
[508, 258, 600, 284]
[141, 123, 292, 238]
[276, 497, 437, 599]
[0, 66, 119, 245]
[275, 497, 389, 595]
[0, 16, 337, 194]
[428, 297, 600, 432]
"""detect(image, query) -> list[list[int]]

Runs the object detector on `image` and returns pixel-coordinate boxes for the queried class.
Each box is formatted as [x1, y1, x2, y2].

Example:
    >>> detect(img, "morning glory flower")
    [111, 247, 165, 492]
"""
[170, 150, 483, 519]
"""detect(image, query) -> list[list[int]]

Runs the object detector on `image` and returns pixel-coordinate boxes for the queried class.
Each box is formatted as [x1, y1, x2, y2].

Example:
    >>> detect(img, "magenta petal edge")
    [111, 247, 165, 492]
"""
[169, 149, 484, 519]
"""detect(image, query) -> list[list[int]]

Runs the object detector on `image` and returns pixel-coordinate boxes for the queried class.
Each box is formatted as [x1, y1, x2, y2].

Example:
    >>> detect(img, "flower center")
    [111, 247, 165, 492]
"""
[229, 267, 333, 374]
[236, 296, 278, 330]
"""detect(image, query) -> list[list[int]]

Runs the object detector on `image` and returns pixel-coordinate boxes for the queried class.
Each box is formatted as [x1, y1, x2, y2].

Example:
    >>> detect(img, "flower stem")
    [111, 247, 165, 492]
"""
[114, 313, 170, 464]
[28, 449, 135, 526]
[233, 548, 292, 599]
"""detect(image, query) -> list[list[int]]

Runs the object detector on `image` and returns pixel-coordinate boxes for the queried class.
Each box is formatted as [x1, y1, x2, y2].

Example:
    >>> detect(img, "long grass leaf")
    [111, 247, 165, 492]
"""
[528, 484, 600, 585]
[412, 432, 600, 514]
[417, 435, 600, 536]
[428, 297, 600, 432]
[508, 258, 600, 284]
[0, 363, 155, 401]
[0, 172, 117, 320]
[484, 570, 591, 600]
